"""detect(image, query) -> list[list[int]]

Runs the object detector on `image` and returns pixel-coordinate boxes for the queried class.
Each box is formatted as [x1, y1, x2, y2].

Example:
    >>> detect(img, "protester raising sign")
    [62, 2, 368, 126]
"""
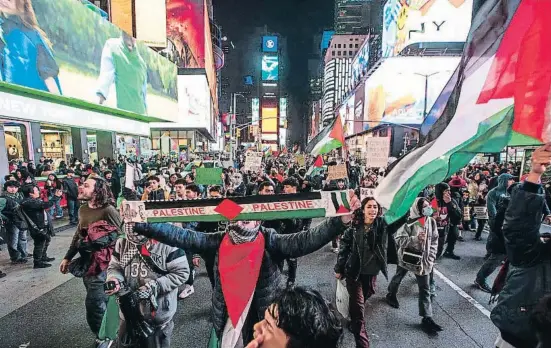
[365, 137, 391, 169]
[244, 152, 263, 173]
[326, 164, 348, 181]
[195, 168, 223, 186]
[360, 188, 375, 201]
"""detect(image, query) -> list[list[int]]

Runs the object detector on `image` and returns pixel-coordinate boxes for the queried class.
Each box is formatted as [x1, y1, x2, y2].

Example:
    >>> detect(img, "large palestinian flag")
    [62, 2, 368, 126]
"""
[305, 115, 345, 156]
[376, 0, 550, 223]
[122, 191, 352, 223]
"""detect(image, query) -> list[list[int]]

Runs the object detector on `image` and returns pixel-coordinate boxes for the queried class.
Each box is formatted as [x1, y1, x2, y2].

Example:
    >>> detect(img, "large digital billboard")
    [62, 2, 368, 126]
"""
[252, 98, 260, 126]
[279, 98, 287, 127]
[363, 56, 460, 127]
[261, 107, 278, 133]
[135, 0, 167, 47]
[262, 36, 278, 52]
[351, 37, 370, 87]
[340, 95, 355, 137]
[354, 83, 366, 134]
[262, 56, 279, 81]
[165, 0, 206, 68]
[321, 30, 335, 51]
[382, 0, 473, 57]
[3, 0, 178, 121]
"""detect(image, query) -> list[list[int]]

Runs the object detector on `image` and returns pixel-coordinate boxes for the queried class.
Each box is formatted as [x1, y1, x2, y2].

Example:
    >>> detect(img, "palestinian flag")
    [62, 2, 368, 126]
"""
[307, 155, 324, 176]
[305, 115, 345, 156]
[124, 191, 351, 223]
[376, 0, 550, 223]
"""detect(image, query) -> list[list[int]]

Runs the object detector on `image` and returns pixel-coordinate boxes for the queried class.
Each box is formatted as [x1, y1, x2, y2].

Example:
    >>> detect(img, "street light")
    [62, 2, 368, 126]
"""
[230, 93, 247, 164]
[414, 72, 440, 120]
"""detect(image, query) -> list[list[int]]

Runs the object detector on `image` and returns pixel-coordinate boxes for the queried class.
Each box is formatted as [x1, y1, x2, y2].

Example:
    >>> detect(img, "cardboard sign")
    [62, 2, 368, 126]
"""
[195, 168, 223, 186]
[326, 164, 348, 181]
[244, 152, 263, 173]
[463, 206, 471, 221]
[360, 188, 375, 201]
[365, 137, 391, 169]
[473, 206, 488, 219]
[296, 155, 306, 167]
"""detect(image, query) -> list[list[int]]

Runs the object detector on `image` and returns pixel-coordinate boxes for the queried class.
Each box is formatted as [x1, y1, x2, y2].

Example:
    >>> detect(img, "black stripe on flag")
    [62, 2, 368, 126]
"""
[330, 192, 340, 212]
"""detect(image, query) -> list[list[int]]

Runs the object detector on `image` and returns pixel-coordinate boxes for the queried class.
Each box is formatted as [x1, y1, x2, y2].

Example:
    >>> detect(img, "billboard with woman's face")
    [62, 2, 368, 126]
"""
[0, 0, 178, 121]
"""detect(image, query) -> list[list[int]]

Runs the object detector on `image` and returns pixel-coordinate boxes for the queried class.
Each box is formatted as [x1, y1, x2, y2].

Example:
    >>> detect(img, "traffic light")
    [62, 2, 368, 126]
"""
[236, 128, 241, 138]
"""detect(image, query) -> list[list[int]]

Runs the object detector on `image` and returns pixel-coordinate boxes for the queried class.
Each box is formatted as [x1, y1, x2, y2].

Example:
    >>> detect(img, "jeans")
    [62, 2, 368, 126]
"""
[185, 252, 195, 286]
[117, 319, 174, 348]
[6, 224, 27, 261]
[67, 199, 79, 224]
[388, 266, 432, 317]
[48, 196, 63, 218]
[476, 253, 506, 283]
[347, 274, 376, 348]
[83, 271, 108, 336]
[32, 233, 50, 262]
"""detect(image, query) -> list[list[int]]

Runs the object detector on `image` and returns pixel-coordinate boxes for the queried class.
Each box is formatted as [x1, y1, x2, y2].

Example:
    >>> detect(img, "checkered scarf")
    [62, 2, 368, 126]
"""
[227, 223, 260, 244]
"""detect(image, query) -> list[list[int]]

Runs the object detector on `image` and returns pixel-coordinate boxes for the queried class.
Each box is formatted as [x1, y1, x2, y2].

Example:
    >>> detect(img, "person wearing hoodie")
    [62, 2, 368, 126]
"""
[486, 173, 516, 228]
[63, 169, 80, 225]
[432, 183, 462, 260]
[386, 197, 442, 335]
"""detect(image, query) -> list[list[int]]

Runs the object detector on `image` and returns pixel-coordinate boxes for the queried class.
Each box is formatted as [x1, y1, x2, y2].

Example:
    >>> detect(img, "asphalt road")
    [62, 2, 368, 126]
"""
[0, 220, 502, 348]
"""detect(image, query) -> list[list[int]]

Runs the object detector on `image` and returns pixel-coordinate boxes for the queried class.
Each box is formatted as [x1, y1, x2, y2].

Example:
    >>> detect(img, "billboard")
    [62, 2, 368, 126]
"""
[340, 95, 355, 137]
[279, 128, 287, 147]
[261, 107, 278, 133]
[351, 37, 370, 87]
[252, 98, 260, 126]
[382, 0, 473, 57]
[321, 30, 335, 51]
[354, 82, 366, 134]
[279, 98, 287, 127]
[165, 0, 205, 68]
[262, 36, 278, 52]
[174, 75, 212, 133]
[2, 0, 178, 121]
[262, 55, 279, 81]
[363, 56, 460, 127]
[135, 0, 167, 47]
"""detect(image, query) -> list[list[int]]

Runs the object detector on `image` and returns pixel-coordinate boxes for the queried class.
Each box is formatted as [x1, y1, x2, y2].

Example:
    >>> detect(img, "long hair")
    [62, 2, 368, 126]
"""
[13, 0, 52, 48]
[90, 177, 114, 208]
[353, 197, 382, 226]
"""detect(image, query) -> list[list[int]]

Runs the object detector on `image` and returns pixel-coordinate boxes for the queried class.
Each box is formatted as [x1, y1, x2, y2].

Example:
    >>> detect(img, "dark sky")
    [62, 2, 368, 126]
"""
[213, 0, 334, 144]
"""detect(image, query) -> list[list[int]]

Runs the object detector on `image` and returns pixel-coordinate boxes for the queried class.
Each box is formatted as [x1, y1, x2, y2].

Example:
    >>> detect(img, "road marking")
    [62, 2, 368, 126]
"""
[433, 269, 491, 319]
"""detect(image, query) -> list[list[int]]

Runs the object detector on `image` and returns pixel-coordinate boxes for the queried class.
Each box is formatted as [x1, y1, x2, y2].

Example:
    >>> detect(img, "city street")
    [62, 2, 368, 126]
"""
[0, 219, 504, 348]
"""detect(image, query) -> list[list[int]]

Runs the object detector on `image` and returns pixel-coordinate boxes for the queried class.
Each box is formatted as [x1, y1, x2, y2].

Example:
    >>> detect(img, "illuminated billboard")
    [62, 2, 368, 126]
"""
[279, 98, 287, 127]
[261, 107, 278, 133]
[262, 56, 279, 81]
[382, 0, 473, 57]
[340, 95, 355, 137]
[3, 0, 178, 121]
[252, 98, 260, 126]
[135, 0, 167, 47]
[354, 83, 366, 134]
[363, 56, 460, 127]
[262, 36, 278, 52]
[165, 0, 205, 68]
[351, 38, 370, 87]
[279, 128, 287, 147]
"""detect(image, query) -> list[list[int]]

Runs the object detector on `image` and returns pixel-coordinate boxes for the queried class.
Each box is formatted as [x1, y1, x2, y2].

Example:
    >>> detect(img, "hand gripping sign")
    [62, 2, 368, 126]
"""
[121, 191, 354, 223]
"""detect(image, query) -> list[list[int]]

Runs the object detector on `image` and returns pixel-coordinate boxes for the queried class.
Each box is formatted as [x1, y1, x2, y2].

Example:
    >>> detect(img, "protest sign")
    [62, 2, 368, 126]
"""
[365, 137, 391, 169]
[195, 168, 223, 185]
[360, 188, 375, 201]
[244, 152, 263, 173]
[473, 206, 488, 220]
[296, 155, 305, 167]
[327, 164, 348, 181]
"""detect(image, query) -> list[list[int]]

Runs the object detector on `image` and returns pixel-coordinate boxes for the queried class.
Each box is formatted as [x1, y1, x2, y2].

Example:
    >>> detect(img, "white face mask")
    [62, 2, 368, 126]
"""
[422, 206, 433, 217]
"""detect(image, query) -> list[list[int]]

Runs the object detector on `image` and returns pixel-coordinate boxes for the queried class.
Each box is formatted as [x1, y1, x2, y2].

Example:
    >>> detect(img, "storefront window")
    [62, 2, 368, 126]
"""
[87, 133, 98, 163]
[116, 134, 139, 158]
[151, 129, 196, 153]
[41, 126, 72, 162]
[3, 123, 29, 161]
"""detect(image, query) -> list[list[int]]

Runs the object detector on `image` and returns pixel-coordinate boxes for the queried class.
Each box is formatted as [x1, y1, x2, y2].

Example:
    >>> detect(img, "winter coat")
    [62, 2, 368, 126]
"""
[63, 177, 79, 200]
[334, 217, 389, 280]
[486, 173, 513, 222]
[107, 238, 189, 326]
[134, 217, 348, 338]
[20, 197, 56, 230]
[490, 181, 551, 348]
[79, 220, 119, 276]
[486, 195, 508, 255]
[395, 198, 439, 276]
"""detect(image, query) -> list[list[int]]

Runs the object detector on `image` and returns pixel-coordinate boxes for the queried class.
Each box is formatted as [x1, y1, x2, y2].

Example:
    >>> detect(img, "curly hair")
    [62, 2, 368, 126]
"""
[352, 197, 382, 226]
[90, 177, 115, 207]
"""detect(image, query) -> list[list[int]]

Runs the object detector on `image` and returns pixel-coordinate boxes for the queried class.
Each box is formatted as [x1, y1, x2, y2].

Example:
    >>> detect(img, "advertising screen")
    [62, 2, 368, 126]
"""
[165, 0, 206, 68]
[279, 127, 287, 147]
[382, 0, 473, 57]
[343, 95, 356, 137]
[351, 37, 370, 87]
[262, 36, 278, 52]
[354, 82, 366, 134]
[135, 0, 167, 47]
[261, 107, 278, 133]
[175, 75, 212, 134]
[252, 98, 260, 126]
[321, 30, 335, 51]
[6, 0, 178, 121]
[279, 98, 287, 126]
[363, 56, 460, 126]
[262, 56, 279, 81]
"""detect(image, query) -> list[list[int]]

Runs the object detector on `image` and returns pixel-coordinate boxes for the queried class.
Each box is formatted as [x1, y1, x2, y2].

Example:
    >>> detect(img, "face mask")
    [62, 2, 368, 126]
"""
[422, 206, 433, 217]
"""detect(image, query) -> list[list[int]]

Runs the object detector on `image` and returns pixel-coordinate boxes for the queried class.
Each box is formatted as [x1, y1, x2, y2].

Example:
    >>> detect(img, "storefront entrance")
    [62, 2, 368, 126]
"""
[40, 124, 73, 162]
[1, 119, 31, 161]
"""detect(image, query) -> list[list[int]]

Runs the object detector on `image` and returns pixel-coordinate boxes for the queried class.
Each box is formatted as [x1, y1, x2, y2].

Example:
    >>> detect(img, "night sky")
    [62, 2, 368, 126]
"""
[213, 0, 334, 144]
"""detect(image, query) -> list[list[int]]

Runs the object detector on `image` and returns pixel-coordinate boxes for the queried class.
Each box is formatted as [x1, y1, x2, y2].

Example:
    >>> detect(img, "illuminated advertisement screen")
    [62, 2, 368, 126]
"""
[252, 98, 260, 126]
[354, 83, 366, 134]
[166, 0, 206, 68]
[279, 98, 287, 126]
[352, 38, 369, 87]
[364, 56, 460, 126]
[262, 55, 279, 81]
[262, 36, 278, 52]
[321, 30, 335, 51]
[11, 0, 178, 121]
[382, 0, 473, 57]
[342, 95, 355, 137]
[176, 75, 212, 134]
[261, 107, 278, 133]
[135, 0, 167, 47]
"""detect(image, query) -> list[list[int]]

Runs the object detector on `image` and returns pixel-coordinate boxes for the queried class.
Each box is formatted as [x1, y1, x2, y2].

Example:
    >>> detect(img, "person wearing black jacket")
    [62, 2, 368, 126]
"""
[432, 183, 462, 260]
[2, 180, 28, 264]
[20, 184, 62, 268]
[63, 170, 79, 225]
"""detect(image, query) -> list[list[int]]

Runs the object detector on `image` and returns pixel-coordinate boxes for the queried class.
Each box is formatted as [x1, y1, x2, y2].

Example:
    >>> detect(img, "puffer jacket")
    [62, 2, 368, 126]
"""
[395, 198, 439, 276]
[490, 181, 551, 348]
[134, 217, 347, 340]
[334, 217, 389, 280]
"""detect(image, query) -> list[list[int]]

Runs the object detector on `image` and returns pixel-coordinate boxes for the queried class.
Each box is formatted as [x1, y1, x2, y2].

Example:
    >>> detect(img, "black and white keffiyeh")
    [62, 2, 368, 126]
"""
[227, 223, 260, 244]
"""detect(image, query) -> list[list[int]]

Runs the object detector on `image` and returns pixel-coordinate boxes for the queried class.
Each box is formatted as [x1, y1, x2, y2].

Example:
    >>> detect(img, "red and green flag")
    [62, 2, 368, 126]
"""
[376, 0, 551, 223]
[305, 116, 345, 156]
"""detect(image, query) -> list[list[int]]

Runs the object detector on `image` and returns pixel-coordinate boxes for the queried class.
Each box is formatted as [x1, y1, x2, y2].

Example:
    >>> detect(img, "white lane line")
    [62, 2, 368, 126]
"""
[433, 269, 491, 319]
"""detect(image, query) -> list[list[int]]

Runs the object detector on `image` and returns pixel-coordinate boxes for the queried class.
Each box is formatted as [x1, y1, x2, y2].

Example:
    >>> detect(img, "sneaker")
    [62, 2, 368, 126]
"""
[385, 293, 400, 309]
[179, 284, 194, 299]
[33, 262, 52, 269]
[457, 236, 465, 242]
[331, 247, 339, 254]
[424, 317, 443, 332]
[42, 256, 55, 262]
[95, 338, 114, 348]
[286, 280, 295, 288]
[474, 279, 492, 293]
[421, 317, 438, 335]
[474, 237, 482, 241]
[443, 252, 461, 260]
[0, 270, 6, 278]
[11, 258, 28, 264]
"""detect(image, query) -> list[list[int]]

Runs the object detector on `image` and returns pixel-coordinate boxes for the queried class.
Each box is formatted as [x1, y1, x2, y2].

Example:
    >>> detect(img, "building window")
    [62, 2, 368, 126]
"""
[355, 44, 359, 48]
[349, 44, 352, 48]
[349, 51, 353, 56]
[332, 51, 335, 56]
[337, 51, 341, 56]
[337, 44, 341, 48]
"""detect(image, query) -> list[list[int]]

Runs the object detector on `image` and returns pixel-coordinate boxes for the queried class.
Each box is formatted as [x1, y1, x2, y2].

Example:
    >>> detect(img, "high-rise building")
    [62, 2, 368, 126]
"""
[335, 0, 383, 34]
